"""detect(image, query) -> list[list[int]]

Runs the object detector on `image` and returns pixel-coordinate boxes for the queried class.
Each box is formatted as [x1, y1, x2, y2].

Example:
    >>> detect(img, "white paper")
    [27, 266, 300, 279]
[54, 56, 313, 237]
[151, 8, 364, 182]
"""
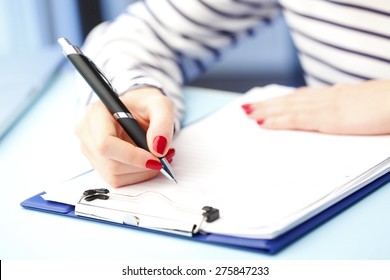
[43, 85, 390, 239]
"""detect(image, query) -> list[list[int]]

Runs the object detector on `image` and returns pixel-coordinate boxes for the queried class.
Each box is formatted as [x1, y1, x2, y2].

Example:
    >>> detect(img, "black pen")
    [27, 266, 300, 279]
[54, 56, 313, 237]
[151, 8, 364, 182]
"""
[57, 37, 177, 183]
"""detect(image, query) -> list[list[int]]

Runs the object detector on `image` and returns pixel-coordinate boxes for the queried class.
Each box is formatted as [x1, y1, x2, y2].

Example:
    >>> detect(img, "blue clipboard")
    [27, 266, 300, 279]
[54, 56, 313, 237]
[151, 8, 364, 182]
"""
[21, 170, 390, 254]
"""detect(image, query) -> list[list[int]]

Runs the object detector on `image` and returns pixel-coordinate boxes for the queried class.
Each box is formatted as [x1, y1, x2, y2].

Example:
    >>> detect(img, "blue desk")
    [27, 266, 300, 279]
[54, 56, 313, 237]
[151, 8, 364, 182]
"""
[1, 70, 389, 259]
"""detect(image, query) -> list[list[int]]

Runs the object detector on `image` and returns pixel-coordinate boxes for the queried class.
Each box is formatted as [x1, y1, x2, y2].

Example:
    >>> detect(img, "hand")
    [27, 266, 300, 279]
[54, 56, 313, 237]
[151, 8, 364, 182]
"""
[241, 80, 390, 135]
[75, 87, 176, 187]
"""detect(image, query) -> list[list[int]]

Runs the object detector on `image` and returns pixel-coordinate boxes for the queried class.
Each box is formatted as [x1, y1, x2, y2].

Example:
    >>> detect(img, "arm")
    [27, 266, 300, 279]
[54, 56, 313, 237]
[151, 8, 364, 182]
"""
[80, 0, 279, 129]
[75, 0, 279, 186]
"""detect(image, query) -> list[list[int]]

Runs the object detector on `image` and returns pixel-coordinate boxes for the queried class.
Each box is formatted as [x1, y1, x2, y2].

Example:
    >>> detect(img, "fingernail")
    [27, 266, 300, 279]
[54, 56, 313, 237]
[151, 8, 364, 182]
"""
[241, 104, 253, 115]
[153, 136, 168, 154]
[165, 148, 175, 159]
[145, 159, 162, 170]
[257, 119, 265, 125]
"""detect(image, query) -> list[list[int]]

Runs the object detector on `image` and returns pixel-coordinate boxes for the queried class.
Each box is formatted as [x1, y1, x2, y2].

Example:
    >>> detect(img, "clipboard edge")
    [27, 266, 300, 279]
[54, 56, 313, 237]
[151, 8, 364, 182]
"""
[19, 170, 390, 255]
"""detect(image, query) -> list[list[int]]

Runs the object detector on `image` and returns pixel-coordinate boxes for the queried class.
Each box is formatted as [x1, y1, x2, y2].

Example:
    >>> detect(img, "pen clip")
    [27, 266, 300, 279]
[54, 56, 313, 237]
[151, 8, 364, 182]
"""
[86, 57, 118, 95]
[75, 189, 219, 237]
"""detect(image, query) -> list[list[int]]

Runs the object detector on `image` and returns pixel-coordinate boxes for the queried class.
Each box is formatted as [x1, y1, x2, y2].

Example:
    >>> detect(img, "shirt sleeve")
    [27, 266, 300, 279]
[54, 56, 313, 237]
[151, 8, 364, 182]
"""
[78, 0, 279, 131]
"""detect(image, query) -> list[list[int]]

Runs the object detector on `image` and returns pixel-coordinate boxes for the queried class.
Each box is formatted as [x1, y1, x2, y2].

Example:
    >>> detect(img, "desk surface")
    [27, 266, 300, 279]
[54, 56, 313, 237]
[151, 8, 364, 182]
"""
[1, 70, 389, 260]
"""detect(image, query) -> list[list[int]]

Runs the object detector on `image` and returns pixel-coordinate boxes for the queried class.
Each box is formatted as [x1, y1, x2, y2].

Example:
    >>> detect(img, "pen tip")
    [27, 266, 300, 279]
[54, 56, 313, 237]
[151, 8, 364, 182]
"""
[159, 157, 177, 183]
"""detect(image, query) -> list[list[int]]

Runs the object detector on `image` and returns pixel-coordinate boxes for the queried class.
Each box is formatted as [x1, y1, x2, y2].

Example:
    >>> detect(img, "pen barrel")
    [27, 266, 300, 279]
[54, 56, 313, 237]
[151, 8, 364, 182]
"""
[117, 117, 149, 151]
[67, 53, 149, 151]
[67, 54, 129, 113]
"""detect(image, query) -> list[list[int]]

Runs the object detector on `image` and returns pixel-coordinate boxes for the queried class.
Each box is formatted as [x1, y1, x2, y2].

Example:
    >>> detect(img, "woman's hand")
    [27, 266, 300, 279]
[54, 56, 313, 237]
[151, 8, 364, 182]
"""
[242, 80, 390, 135]
[75, 87, 176, 187]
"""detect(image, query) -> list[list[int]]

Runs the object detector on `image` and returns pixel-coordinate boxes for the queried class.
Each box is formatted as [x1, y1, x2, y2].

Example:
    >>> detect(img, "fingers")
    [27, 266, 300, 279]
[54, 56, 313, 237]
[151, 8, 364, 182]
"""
[240, 82, 390, 135]
[81, 142, 175, 187]
[257, 112, 320, 132]
[240, 86, 332, 132]
[102, 152, 175, 187]
[75, 89, 176, 187]
[241, 92, 308, 125]
[86, 101, 156, 169]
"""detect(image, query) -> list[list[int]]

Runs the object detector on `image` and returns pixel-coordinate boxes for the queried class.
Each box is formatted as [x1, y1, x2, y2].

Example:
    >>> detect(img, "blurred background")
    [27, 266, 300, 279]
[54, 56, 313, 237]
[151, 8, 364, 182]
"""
[0, 0, 305, 92]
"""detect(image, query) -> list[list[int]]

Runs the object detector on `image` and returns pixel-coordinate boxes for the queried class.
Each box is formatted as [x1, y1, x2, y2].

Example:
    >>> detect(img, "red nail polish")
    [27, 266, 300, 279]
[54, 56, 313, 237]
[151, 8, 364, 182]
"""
[153, 136, 168, 154]
[165, 148, 175, 159]
[145, 160, 162, 170]
[241, 104, 253, 115]
[257, 119, 265, 125]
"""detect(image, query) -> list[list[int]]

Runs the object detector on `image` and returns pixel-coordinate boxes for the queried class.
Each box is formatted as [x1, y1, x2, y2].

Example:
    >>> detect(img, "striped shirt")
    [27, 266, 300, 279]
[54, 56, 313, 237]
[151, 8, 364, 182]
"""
[80, 0, 390, 131]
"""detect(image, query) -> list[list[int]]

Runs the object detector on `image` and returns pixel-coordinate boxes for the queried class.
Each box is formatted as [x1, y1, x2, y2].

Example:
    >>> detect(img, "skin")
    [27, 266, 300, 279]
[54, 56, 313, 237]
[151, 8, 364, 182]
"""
[243, 80, 390, 135]
[76, 80, 390, 187]
[75, 87, 175, 187]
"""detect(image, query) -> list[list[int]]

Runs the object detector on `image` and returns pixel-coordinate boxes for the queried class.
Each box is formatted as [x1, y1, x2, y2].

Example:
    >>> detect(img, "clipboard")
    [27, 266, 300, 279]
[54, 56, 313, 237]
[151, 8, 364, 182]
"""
[20, 170, 390, 254]
[20, 85, 390, 254]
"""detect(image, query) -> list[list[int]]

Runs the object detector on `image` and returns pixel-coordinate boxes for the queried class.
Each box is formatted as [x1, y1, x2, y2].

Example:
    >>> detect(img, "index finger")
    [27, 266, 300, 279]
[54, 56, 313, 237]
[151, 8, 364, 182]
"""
[87, 101, 158, 169]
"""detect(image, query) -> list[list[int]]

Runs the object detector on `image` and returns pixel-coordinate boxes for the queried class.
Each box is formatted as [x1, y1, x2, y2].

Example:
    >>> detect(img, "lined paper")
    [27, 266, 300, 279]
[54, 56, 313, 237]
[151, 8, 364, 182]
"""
[43, 85, 390, 239]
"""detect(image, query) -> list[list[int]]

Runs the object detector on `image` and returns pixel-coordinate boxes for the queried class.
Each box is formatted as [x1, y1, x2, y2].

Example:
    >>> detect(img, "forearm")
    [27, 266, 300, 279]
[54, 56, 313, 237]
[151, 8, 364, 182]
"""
[78, 0, 279, 130]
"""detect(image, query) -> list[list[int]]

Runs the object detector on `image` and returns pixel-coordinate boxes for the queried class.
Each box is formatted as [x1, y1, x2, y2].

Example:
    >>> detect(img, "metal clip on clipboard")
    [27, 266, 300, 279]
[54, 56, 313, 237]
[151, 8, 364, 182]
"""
[75, 188, 219, 237]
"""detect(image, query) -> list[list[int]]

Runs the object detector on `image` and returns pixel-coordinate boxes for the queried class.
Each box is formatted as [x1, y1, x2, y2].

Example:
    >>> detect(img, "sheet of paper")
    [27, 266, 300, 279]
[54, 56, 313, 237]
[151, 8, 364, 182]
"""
[43, 85, 390, 239]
